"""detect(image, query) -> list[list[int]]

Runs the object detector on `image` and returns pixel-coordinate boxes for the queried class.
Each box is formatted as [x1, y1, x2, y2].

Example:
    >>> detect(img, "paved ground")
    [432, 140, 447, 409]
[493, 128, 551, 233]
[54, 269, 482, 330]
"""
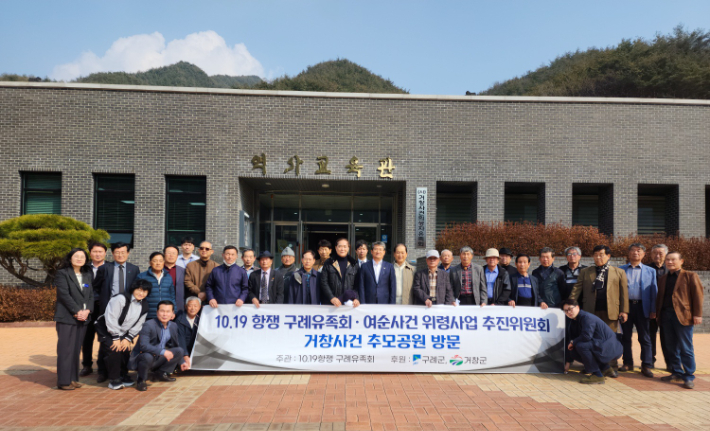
[1, 326, 709, 431]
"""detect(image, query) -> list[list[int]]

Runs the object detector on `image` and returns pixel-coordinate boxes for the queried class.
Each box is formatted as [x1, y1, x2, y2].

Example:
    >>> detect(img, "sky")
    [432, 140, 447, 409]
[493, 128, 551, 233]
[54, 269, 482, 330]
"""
[1, 1, 708, 95]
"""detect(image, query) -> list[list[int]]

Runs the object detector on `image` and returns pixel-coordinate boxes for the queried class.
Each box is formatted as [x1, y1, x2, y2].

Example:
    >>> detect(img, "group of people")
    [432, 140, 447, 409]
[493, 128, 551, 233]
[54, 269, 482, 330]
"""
[54, 236, 703, 390]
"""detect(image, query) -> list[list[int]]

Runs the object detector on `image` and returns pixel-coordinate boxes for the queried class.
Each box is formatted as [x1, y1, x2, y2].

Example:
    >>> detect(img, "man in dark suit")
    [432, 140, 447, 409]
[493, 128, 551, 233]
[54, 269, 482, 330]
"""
[412, 250, 456, 307]
[205, 246, 250, 308]
[91, 241, 140, 382]
[449, 246, 487, 306]
[249, 251, 285, 306]
[563, 299, 623, 384]
[135, 301, 187, 391]
[163, 245, 186, 312]
[93, 242, 141, 316]
[358, 241, 396, 304]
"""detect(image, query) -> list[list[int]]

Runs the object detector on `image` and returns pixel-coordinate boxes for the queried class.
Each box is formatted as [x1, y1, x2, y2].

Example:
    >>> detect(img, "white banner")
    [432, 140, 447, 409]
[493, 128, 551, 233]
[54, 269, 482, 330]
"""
[191, 304, 566, 373]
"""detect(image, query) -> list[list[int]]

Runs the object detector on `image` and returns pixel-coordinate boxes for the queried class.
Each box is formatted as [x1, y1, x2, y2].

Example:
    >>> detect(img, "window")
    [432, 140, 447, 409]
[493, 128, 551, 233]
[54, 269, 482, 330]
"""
[166, 177, 206, 246]
[94, 175, 135, 246]
[505, 182, 545, 224]
[436, 182, 476, 235]
[638, 184, 679, 235]
[572, 184, 613, 235]
[21, 172, 61, 215]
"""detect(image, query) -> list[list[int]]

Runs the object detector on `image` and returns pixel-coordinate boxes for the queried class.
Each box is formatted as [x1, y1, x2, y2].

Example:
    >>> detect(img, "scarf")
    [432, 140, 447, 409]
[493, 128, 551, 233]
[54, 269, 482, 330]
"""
[594, 262, 609, 290]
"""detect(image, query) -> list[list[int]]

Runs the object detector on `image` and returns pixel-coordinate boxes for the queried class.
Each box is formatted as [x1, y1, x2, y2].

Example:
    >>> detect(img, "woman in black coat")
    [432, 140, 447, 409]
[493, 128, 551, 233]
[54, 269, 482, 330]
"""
[54, 248, 95, 390]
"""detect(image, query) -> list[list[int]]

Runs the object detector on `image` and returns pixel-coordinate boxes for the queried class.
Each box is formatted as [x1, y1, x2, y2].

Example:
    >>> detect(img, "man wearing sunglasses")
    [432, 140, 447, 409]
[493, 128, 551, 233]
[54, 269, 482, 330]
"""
[562, 299, 623, 384]
[185, 241, 219, 302]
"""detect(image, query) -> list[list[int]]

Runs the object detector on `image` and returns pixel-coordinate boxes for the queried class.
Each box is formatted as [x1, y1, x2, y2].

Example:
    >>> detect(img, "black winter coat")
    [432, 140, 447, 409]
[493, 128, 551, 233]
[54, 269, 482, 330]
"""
[319, 255, 360, 303]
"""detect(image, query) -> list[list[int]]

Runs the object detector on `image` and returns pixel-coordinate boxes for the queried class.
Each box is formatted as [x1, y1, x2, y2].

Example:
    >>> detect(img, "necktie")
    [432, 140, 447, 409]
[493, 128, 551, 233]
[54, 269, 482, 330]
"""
[304, 273, 311, 304]
[118, 265, 125, 294]
[260, 271, 268, 303]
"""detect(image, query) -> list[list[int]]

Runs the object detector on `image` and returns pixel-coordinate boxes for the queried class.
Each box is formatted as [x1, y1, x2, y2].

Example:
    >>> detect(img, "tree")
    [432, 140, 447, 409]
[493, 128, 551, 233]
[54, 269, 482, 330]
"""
[0, 215, 109, 287]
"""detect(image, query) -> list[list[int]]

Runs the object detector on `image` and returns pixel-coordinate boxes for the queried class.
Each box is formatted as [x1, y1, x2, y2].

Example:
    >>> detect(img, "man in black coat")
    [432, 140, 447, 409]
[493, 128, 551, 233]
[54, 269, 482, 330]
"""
[531, 247, 566, 308]
[482, 248, 511, 305]
[319, 238, 360, 307]
[135, 301, 187, 391]
[175, 296, 201, 357]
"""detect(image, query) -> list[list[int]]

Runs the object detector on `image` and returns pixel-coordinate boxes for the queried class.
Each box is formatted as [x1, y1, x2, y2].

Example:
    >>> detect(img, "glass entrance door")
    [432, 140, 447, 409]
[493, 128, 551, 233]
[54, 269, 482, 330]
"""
[274, 223, 298, 264]
[352, 224, 378, 261]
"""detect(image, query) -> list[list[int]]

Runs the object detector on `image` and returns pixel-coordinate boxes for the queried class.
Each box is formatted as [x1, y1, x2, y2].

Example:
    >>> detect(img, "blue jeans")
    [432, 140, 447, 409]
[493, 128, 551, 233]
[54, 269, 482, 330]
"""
[661, 309, 695, 381]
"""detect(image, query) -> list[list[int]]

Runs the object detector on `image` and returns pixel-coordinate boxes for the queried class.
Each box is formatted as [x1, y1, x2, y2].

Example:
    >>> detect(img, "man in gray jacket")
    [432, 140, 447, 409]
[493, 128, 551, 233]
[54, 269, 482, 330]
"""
[449, 246, 487, 306]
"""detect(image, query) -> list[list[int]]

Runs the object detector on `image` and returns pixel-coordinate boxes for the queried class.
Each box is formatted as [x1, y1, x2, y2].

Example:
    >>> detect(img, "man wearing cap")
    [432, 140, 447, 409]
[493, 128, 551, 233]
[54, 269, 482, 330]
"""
[205, 246, 250, 308]
[278, 247, 298, 276]
[412, 250, 456, 307]
[449, 246, 487, 306]
[438, 249, 453, 273]
[498, 248, 518, 279]
[483, 248, 512, 305]
[249, 251, 285, 306]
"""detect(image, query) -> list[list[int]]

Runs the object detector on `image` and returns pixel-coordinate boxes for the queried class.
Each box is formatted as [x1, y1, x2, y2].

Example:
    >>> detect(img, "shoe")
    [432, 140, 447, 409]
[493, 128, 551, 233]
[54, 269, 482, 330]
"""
[152, 372, 176, 382]
[70, 381, 83, 388]
[96, 374, 108, 384]
[641, 366, 654, 378]
[79, 367, 93, 377]
[580, 375, 605, 384]
[603, 367, 618, 379]
[136, 380, 148, 391]
[619, 364, 633, 372]
[683, 380, 695, 389]
[121, 375, 135, 387]
[661, 374, 683, 383]
[58, 385, 75, 391]
[108, 380, 124, 390]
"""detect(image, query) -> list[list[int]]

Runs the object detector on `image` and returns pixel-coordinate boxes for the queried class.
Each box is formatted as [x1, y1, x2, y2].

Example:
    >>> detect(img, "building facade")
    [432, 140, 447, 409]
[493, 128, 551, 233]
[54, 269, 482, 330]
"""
[1, 82, 709, 276]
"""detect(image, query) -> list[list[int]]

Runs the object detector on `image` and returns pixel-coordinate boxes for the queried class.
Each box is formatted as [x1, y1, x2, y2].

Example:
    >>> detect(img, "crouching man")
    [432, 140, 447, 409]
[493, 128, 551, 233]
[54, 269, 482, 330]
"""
[135, 300, 189, 391]
[562, 298, 623, 384]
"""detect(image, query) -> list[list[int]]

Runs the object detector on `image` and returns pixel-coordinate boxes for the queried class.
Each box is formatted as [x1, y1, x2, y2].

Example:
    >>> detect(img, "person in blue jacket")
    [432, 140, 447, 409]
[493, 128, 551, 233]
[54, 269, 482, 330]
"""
[563, 298, 623, 384]
[205, 245, 250, 308]
[136, 252, 175, 320]
[508, 254, 544, 308]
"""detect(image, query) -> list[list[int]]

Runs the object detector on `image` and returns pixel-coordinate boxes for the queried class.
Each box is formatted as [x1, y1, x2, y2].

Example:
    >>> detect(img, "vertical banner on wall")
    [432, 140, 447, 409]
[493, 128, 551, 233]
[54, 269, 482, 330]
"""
[191, 305, 566, 373]
[415, 187, 427, 248]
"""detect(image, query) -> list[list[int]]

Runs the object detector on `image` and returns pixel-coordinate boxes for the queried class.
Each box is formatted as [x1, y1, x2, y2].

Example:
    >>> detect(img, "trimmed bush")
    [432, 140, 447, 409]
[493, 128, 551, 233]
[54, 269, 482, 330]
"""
[0, 285, 56, 322]
[436, 222, 710, 271]
[0, 214, 109, 286]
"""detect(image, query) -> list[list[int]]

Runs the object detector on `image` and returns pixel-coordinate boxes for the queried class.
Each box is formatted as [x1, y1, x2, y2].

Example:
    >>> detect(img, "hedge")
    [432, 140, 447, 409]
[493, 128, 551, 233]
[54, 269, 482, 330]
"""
[0, 285, 56, 322]
[435, 222, 710, 271]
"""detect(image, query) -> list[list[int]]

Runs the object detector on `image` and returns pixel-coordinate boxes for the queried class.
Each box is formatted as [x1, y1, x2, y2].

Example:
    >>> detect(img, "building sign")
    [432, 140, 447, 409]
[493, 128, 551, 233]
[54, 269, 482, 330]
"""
[251, 154, 396, 179]
[191, 305, 565, 373]
[416, 187, 427, 248]
[239, 210, 251, 249]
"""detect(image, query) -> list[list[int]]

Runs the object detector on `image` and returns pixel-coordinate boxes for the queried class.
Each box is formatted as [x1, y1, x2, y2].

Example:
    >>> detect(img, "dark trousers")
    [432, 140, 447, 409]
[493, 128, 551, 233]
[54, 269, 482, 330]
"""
[459, 295, 476, 305]
[621, 300, 653, 367]
[100, 338, 130, 381]
[649, 318, 668, 367]
[81, 318, 96, 368]
[136, 348, 184, 381]
[662, 308, 696, 381]
[56, 322, 87, 387]
[568, 341, 610, 376]
[517, 296, 533, 306]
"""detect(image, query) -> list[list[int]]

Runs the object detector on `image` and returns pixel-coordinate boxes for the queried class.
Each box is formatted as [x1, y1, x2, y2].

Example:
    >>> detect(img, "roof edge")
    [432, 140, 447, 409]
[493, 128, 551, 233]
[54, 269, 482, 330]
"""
[1, 81, 710, 106]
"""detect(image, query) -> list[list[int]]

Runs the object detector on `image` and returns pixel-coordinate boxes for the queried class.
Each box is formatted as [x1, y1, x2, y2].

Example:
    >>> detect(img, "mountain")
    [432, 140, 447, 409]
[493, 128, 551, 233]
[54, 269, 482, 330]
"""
[251, 59, 408, 94]
[74, 62, 262, 88]
[480, 26, 710, 99]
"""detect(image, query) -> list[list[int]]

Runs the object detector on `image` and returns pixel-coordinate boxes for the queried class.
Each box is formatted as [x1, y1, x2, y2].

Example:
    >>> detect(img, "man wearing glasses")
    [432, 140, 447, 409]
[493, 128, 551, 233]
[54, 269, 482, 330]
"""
[562, 299, 623, 384]
[184, 241, 219, 302]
